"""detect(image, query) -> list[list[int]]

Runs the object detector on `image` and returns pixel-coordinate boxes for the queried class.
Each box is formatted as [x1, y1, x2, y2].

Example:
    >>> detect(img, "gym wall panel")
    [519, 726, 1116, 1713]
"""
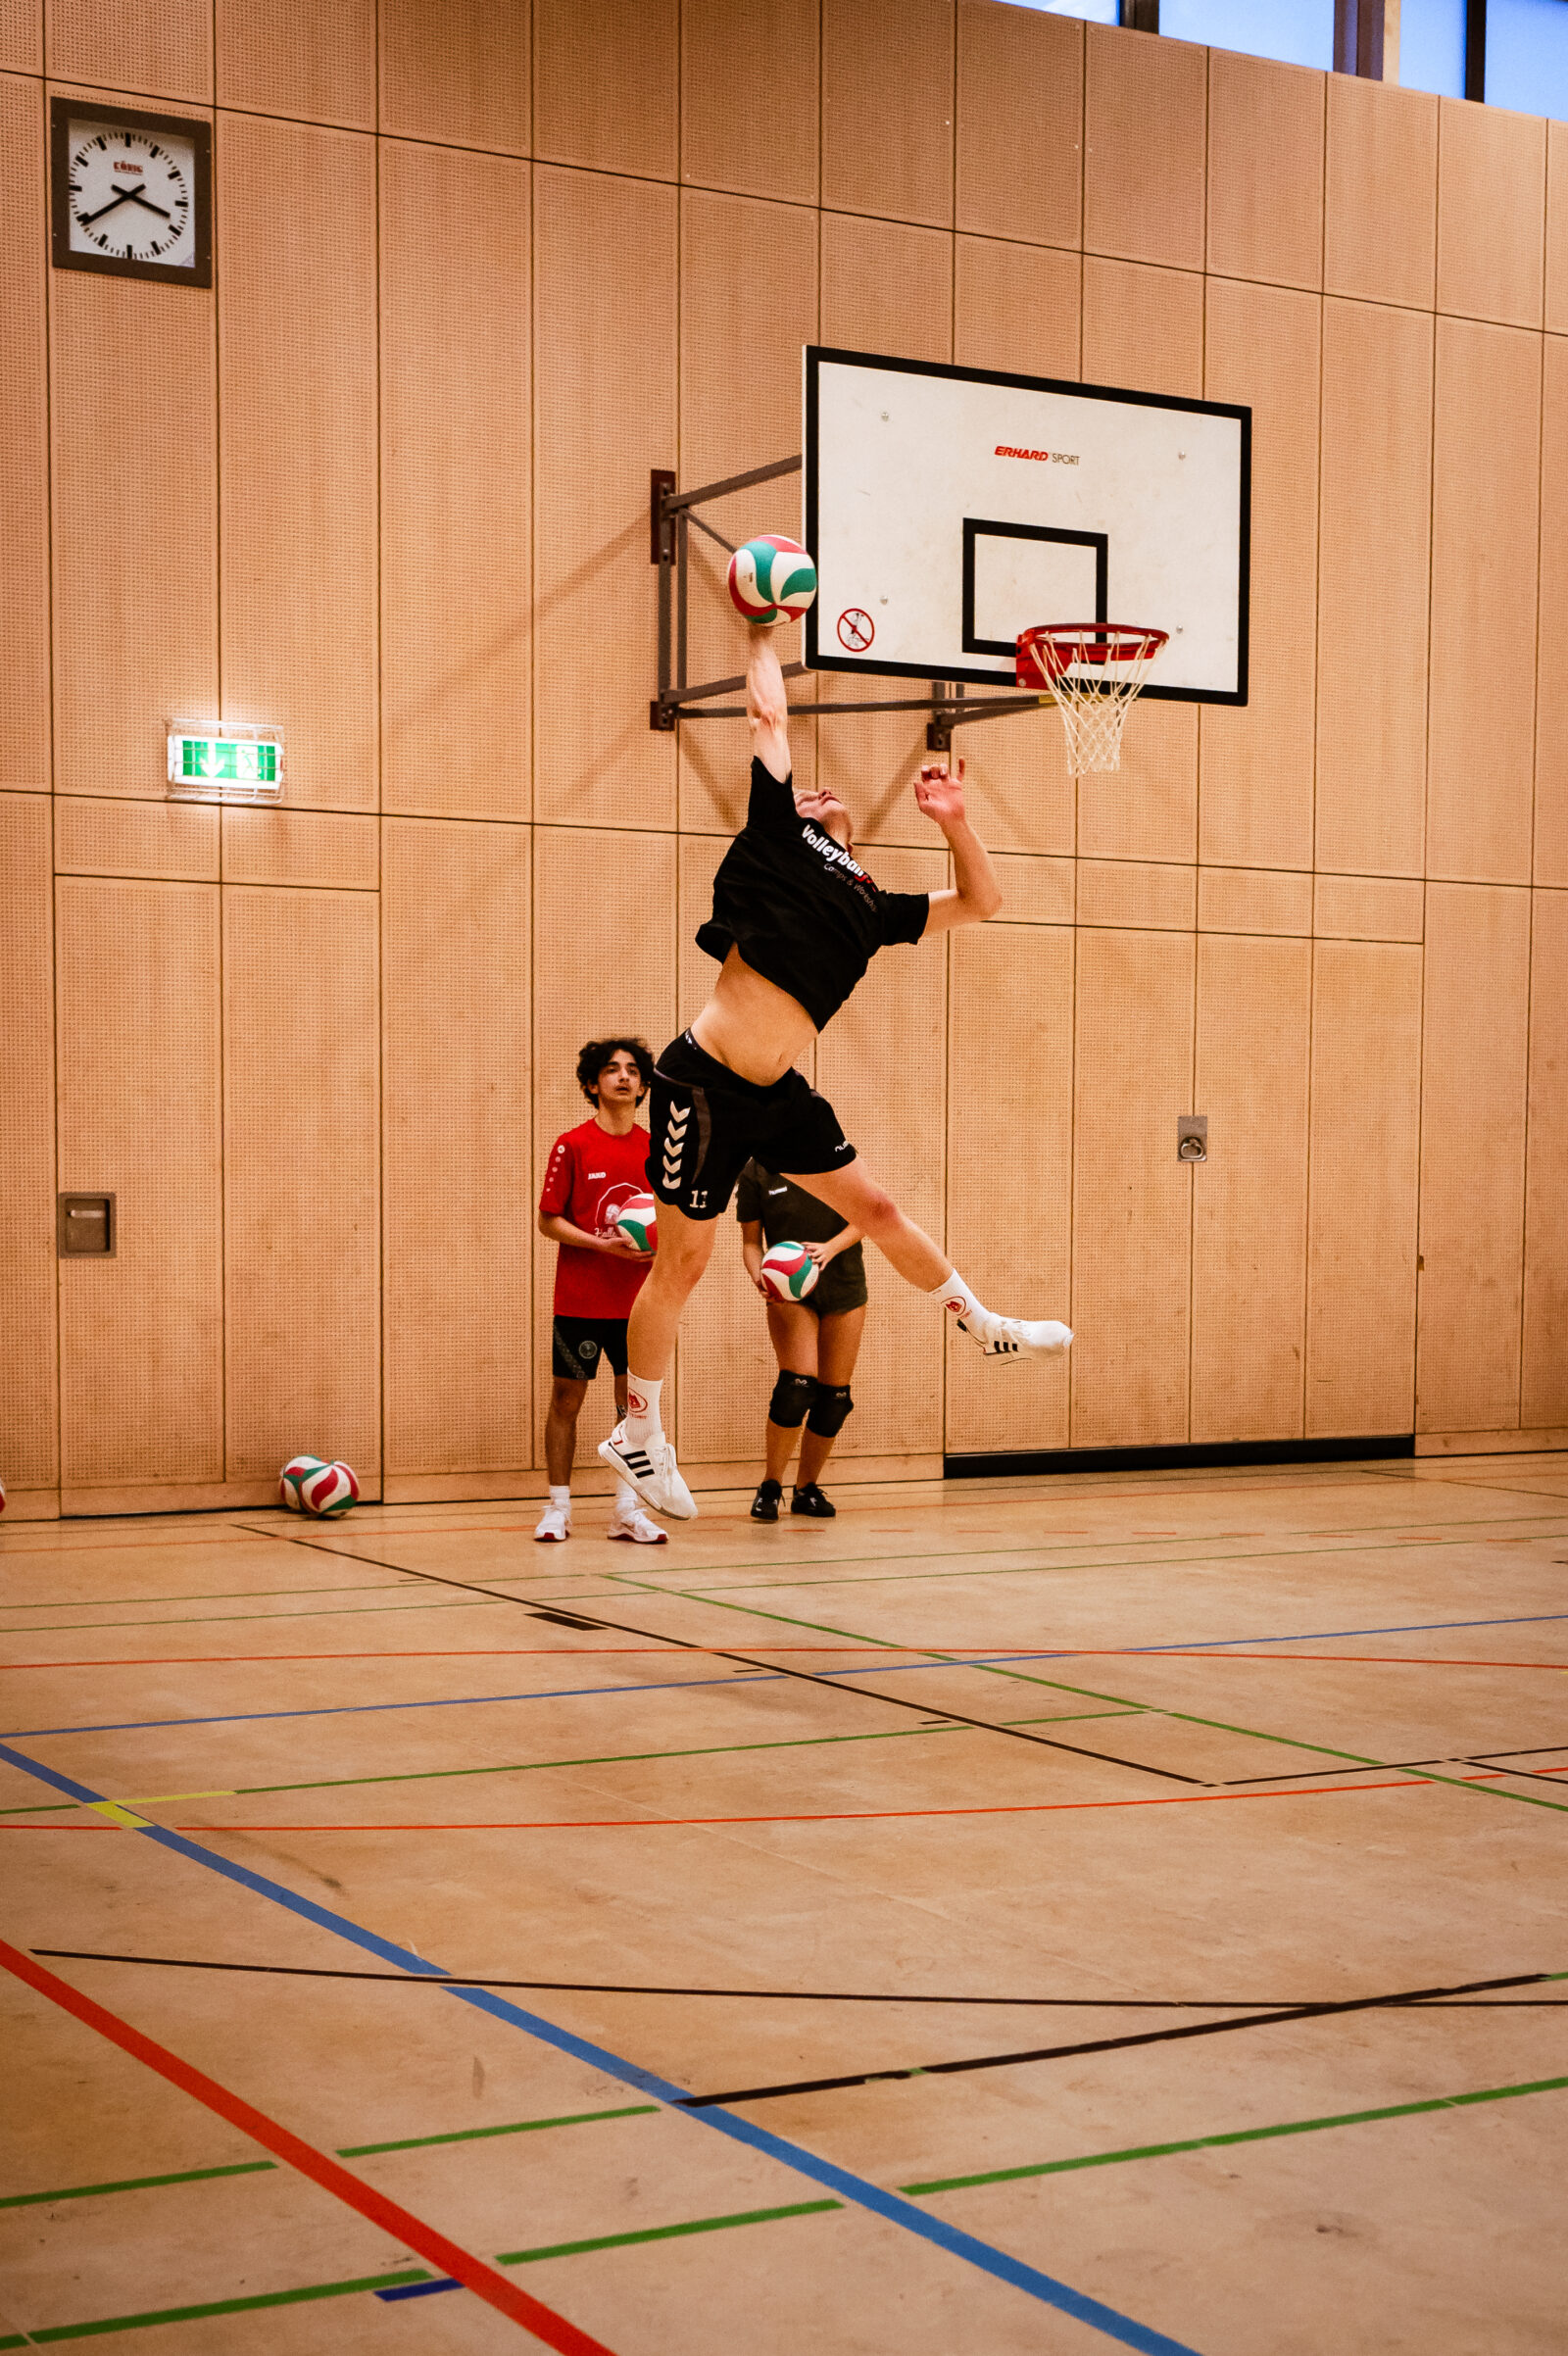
[1070, 925, 1195, 1448]
[991, 851, 1074, 924]
[215, 0, 373, 125]
[220, 808, 377, 890]
[1324, 74, 1437, 311]
[1083, 23, 1205, 272]
[1549, 123, 1568, 333]
[1082, 255, 1202, 396]
[1076, 859, 1196, 930]
[1427, 317, 1539, 883]
[1305, 940, 1421, 1435]
[222, 885, 380, 1485]
[1315, 298, 1431, 876]
[1522, 890, 1568, 1425]
[0, 795, 57, 1491]
[946, 920, 1072, 1455]
[822, 0, 955, 229]
[0, 74, 47, 795]
[955, 236, 1081, 381]
[1436, 97, 1545, 328]
[50, 247, 218, 800]
[677, 189, 817, 837]
[383, 818, 532, 1475]
[377, 0, 528, 155]
[815, 846, 949, 1458]
[381, 140, 531, 822]
[1536, 334, 1568, 886]
[534, 166, 677, 832]
[533, 826, 675, 1468]
[0, 4, 39, 72]
[682, 0, 819, 203]
[1191, 934, 1310, 1443]
[1313, 871, 1424, 941]
[1200, 277, 1319, 872]
[56, 796, 220, 881]
[218, 116, 377, 813]
[956, 1, 1081, 251]
[1205, 51, 1324, 291]
[950, 704, 1074, 862]
[56, 877, 222, 1485]
[46, 0, 211, 101]
[1197, 866, 1312, 936]
[1416, 883, 1531, 1433]
[534, 0, 677, 182]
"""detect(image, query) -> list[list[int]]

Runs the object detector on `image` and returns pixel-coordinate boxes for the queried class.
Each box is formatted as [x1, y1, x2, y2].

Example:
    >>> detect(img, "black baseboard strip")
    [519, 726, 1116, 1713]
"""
[944, 1436, 1416, 1480]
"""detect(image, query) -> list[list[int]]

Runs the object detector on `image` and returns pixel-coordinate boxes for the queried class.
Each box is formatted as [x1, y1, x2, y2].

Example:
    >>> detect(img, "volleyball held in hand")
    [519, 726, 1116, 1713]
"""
[760, 1241, 819, 1301]
[279, 1454, 360, 1516]
[727, 535, 817, 628]
[612, 1192, 659, 1253]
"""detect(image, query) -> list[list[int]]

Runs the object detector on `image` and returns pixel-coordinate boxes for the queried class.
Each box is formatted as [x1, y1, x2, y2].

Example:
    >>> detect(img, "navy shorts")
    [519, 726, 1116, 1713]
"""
[648, 1031, 856, 1224]
[551, 1315, 629, 1383]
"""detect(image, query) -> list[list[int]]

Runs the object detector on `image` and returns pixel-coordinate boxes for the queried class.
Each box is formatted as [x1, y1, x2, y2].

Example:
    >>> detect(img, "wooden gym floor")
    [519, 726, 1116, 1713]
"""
[2, 1457, 1566, 2355]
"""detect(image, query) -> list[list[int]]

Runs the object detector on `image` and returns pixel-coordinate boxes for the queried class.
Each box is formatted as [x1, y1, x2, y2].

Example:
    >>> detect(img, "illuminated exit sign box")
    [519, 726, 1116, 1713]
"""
[167, 722, 284, 803]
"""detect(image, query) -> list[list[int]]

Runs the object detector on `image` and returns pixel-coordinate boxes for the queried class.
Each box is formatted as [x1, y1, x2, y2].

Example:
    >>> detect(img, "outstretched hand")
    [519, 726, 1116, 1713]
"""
[914, 757, 967, 830]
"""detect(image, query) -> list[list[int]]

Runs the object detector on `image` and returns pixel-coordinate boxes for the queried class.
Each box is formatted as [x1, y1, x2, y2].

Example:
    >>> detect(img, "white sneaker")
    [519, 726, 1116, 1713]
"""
[598, 1424, 697, 1520]
[958, 1312, 1074, 1360]
[533, 1505, 571, 1542]
[609, 1503, 669, 1546]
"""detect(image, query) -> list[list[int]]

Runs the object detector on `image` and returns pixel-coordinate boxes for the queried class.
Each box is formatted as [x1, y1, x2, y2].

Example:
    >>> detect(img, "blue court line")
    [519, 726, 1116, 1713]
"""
[0, 1652, 1094, 1744]
[1128, 1611, 1568, 1652]
[0, 1736, 1202, 2356]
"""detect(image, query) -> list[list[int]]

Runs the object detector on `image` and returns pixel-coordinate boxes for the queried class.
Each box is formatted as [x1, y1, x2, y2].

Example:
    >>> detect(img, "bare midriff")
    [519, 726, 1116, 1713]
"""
[689, 946, 817, 1086]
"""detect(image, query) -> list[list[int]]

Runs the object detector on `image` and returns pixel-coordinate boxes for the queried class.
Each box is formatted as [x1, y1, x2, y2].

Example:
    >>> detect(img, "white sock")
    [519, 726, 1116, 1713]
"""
[623, 1375, 663, 1446]
[928, 1267, 985, 1325]
[612, 1483, 638, 1523]
[549, 1485, 570, 1513]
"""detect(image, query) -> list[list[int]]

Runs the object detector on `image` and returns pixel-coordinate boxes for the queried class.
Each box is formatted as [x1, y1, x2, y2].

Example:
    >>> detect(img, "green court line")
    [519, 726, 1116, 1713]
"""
[0, 1582, 416, 1615]
[494, 2198, 840, 2265]
[2, 1596, 503, 1636]
[0, 2160, 273, 2210]
[900, 2070, 1568, 2195]
[606, 1574, 1568, 1819]
[338, 2103, 660, 2157]
[20, 2270, 432, 2342]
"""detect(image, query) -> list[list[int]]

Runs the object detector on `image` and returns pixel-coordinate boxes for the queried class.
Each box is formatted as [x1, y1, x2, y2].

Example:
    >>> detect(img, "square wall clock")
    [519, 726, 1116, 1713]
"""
[51, 97, 213, 287]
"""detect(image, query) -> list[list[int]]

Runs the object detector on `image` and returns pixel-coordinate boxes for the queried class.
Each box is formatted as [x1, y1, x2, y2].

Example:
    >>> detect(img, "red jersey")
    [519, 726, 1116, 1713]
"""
[539, 1118, 653, 1317]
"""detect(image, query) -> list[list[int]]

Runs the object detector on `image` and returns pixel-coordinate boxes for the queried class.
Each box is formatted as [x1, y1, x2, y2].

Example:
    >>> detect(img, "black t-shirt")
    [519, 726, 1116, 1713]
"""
[696, 759, 930, 1030]
[734, 1159, 848, 1245]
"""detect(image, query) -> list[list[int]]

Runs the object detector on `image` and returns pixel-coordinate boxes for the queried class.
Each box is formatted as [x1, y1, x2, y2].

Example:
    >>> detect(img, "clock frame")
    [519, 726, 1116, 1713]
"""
[50, 97, 213, 288]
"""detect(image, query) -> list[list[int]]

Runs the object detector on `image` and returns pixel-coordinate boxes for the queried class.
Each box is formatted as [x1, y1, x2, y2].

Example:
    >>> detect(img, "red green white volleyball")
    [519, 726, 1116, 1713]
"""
[279, 1453, 328, 1509]
[727, 535, 817, 627]
[760, 1241, 819, 1301]
[612, 1192, 659, 1253]
[300, 1460, 360, 1517]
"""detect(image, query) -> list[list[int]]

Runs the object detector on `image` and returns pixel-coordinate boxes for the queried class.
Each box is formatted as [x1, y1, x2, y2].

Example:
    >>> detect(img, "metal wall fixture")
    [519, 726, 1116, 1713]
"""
[1177, 1116, 1208, 1164]
[58, 1194, 116, 1256]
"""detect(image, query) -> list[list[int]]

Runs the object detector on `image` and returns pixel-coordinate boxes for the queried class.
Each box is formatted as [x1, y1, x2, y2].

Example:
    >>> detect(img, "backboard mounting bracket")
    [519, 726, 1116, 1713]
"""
[648, 461, 1046, 743]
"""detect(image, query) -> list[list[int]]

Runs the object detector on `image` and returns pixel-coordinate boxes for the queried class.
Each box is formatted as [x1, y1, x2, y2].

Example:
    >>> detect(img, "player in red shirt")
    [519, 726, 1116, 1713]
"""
[535, 1039, 666, 1545]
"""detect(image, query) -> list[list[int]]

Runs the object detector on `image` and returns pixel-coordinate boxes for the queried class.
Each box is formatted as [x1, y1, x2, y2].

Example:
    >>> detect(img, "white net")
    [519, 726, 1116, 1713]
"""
[1017, 625, 1168, 775]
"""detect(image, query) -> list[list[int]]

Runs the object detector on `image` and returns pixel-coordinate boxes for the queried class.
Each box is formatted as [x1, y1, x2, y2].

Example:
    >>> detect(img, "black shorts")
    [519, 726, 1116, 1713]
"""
[648, 1031, 857, 1223]
[551, 1315, 629, 1383]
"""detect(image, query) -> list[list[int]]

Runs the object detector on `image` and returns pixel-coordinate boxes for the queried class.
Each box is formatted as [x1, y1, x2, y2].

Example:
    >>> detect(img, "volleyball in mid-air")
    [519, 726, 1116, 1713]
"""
[279, 1454, 328, 1509]
[760, 1241, 819, 1301]
[727, 535, 817, 627]
[279, 1454, 359, 1516]
[612, 1192, 659, 1253]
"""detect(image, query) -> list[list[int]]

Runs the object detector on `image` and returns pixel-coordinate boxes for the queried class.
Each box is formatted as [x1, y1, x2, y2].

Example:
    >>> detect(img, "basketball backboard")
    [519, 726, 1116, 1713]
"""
[803, 346, 1250, 704]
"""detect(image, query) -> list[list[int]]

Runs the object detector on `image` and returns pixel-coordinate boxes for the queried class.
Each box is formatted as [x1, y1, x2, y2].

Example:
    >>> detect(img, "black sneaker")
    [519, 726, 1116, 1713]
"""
[751, 1479, 782, 1523]
[791, 1483, 836, 1519]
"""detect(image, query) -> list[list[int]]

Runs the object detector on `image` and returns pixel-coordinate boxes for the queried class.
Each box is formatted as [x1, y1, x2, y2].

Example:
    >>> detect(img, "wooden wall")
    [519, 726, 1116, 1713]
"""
[3, 1, 1565, 1514]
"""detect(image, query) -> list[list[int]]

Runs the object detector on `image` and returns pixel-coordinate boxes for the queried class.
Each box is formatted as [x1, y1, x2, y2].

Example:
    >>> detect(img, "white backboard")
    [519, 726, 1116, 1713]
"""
[803, 347, 1250, 703]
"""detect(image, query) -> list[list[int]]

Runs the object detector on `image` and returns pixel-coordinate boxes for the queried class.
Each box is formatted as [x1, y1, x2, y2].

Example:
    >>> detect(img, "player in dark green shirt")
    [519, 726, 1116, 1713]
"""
[736, 1160, 867, 1521]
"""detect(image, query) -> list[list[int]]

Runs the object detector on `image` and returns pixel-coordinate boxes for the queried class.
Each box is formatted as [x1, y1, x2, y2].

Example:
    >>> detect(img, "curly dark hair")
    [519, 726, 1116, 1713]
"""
[576, 1035, 656, 1104]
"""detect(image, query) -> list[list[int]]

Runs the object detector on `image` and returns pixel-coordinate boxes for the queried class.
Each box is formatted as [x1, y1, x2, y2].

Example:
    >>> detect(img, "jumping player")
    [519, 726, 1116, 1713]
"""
[535, 1038, 667, 1546]
[601, 622, 1072, 1521]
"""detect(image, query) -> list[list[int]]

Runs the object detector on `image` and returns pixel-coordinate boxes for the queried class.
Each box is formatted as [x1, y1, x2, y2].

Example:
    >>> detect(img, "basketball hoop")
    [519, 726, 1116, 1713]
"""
[1017, 624, 1169, 775]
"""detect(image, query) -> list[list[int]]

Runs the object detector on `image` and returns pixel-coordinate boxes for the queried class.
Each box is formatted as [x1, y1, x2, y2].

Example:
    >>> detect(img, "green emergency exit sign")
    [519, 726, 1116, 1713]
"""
[167, 723, 284, 802]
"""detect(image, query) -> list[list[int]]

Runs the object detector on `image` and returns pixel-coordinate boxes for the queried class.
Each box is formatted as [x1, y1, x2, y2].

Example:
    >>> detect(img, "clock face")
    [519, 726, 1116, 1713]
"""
[66, 120, 197, 270]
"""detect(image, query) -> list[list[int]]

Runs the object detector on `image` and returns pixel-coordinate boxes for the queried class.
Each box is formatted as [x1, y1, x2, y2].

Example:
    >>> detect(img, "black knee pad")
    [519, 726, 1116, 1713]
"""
[806, 1384, 853, 1439]
[768, 1370, 818, 1428]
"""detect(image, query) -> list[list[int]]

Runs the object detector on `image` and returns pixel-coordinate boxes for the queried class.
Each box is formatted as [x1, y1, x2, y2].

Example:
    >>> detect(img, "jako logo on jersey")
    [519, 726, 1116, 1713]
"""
[995, 445, 1080, 466]
[801, 822, 866, 879]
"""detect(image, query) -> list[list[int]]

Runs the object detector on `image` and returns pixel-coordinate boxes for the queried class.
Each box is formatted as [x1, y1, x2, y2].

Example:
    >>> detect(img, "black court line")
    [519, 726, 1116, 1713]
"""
[673, 1971, 1563, 2107]
[239, 1528, 1208, 1787]
[1224, 1742, 1568, 1789]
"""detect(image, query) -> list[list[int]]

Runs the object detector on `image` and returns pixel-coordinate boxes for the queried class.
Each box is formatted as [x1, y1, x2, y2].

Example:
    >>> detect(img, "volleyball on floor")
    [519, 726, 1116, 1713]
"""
[612, 1192, 659, 1253]
[760, 1241, 819, 1301]
[279, 1454, 360, 1516]
[727, 535, 816, 627]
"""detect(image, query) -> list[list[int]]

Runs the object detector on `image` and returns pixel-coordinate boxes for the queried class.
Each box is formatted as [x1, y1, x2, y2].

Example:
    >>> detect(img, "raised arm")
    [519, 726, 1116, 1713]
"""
[747, 624, 793, 783]
[914, 759, 1003, 933]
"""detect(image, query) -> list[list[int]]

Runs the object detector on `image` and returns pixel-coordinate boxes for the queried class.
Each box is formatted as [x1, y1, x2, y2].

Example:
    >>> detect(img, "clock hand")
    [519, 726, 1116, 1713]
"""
[124, 187, 173, 221]
[75, 187, 137, 226]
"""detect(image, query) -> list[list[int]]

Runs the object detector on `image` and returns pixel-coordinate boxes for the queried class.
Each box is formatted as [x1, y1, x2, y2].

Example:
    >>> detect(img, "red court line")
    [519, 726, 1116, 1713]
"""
[0, 1646, 910, 1672]
[1061, 1650, 1568, 1671]
[0, 1937, 618, 2353]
